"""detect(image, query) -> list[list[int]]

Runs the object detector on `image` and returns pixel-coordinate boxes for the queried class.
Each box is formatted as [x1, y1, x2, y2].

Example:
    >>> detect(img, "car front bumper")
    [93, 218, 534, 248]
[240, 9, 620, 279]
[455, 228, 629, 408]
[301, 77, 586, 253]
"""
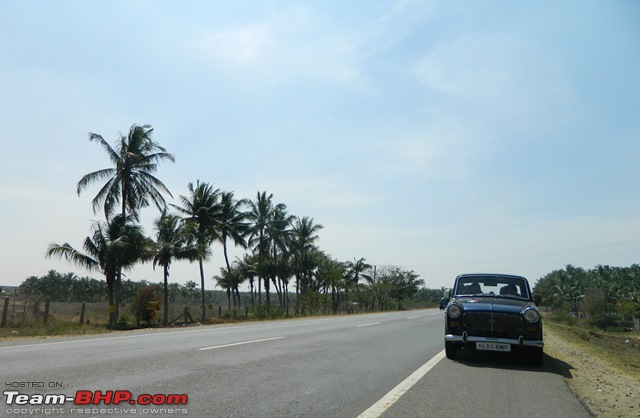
[445, 332, 544, 348]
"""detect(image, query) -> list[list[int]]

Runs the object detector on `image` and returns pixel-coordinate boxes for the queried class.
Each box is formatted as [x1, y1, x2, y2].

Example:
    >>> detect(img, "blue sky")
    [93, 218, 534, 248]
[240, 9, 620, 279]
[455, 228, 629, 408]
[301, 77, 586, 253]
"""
[1, 0, 639, 290]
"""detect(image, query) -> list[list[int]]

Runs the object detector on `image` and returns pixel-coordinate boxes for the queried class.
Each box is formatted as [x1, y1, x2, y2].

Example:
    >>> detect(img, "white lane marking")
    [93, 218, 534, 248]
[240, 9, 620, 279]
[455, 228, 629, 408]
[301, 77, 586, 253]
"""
[0, 326, 248, 350]
[357, 322, 381, 327]
[198, 336, 284, 351]
[357, 350, 446, 418]
[406, 316, 418, 319]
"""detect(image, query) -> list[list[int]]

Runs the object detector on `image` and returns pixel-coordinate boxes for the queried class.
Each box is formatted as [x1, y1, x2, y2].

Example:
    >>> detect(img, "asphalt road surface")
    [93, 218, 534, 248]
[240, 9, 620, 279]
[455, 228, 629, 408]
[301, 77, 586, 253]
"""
[1, 309, 591, 417]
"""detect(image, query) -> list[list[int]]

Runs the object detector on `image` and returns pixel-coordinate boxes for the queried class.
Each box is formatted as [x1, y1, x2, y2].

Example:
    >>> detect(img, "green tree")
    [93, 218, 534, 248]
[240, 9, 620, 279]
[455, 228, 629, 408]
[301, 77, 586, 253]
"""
[76, 124, 174, 316]
[172, 181, 220, 321]
[246, 191, 284, 307]
[216, 191, 249, 308]
[152, 210, 199, 326]
[46, 215, 149, 328]
[213, 267, 238, 312]
[267, 204, 295, 312]
[131, 286, 159, 325]
[77, 124, 175, 221]
[388, 268, 423, 310]
[345, 258, 372, 312]
[290, 216, 323, 314]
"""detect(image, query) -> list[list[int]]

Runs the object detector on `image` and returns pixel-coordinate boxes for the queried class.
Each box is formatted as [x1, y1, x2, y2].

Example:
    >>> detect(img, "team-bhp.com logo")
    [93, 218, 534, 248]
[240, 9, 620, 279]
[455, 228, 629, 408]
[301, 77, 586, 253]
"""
[4, 390, 188, 415]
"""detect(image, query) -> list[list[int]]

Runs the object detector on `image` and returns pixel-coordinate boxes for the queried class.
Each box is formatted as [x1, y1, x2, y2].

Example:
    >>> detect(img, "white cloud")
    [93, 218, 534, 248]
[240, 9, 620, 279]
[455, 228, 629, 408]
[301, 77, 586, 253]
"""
[413, 35, 570, 119]
[187, 2, 433, 89]
[194, 24, 273, 68]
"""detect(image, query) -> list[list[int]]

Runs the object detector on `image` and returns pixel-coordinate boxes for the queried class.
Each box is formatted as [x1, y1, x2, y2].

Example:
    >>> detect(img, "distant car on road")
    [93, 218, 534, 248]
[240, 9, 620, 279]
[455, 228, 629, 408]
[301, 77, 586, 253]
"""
[443, 273, 543, 365]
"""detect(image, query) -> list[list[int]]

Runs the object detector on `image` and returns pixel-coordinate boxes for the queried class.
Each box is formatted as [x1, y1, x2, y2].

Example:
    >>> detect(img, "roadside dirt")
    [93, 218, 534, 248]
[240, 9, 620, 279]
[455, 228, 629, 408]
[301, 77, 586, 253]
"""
[544, 326, 640, 417]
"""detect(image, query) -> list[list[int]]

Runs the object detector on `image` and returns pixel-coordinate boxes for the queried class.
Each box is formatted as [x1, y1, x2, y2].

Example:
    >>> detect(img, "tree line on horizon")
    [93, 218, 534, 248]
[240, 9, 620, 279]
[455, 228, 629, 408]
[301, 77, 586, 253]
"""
[533, 264, 640, 319]
[16, 268, 435, 315]
[44, 124, 424, 328]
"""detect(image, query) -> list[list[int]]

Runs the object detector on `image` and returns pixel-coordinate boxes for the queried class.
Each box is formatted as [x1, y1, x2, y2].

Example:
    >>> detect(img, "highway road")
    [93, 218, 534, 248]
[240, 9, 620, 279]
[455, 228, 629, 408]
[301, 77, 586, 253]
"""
[1, 309, 591, 417]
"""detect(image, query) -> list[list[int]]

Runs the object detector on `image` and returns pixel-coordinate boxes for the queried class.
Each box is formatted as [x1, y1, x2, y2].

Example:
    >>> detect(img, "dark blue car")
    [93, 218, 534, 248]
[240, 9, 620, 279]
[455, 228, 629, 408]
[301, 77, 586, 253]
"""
[444, 273, 543, 365]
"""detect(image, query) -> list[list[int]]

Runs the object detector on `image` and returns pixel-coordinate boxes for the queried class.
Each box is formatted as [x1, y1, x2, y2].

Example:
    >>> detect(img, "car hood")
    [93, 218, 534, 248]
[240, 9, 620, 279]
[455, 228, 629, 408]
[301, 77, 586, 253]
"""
[452, 296, 535, 314]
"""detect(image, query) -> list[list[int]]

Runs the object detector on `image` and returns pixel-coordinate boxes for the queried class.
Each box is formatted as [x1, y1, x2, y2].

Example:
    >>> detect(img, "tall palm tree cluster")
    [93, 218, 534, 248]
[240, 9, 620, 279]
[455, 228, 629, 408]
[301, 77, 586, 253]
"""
[534, 264, 640, 317]
[46, 124, 422, 328]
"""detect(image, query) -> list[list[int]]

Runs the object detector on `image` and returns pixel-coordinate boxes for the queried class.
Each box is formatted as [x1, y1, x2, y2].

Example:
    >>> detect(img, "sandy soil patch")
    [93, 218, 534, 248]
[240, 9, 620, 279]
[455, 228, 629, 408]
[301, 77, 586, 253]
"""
[544, 326, 640, 417]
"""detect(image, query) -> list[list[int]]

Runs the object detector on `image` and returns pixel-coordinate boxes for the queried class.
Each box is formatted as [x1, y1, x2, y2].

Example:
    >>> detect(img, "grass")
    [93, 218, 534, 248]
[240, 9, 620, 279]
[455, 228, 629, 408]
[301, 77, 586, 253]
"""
[544, 313, 640, 378]
[0, 321, 112, 339]
[0, 299, 341, 339]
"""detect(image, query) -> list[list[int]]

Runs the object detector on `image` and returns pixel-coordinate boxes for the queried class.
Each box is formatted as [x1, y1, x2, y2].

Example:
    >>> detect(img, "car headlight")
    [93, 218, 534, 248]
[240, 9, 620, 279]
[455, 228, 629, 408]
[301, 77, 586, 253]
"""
[523, 307, 540, 323]
[447, 303, 462, 318]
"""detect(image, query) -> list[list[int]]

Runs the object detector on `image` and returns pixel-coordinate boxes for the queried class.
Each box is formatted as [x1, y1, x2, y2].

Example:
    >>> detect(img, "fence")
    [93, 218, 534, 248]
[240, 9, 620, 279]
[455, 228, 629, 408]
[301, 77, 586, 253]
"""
[1, 297, 254, 328]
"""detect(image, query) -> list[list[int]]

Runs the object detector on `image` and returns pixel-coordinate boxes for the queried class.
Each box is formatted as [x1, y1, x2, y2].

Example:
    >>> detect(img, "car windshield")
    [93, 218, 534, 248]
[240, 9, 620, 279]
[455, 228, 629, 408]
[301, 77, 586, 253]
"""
[454, 276, 528, 299]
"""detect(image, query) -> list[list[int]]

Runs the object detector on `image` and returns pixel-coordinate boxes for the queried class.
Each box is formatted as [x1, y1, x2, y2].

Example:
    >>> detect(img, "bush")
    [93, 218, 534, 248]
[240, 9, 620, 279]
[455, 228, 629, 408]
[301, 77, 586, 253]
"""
[113, 314, 134, 330]
[615, 300, 640, 320]
[587, 314, 620, 330]
[256, 304, 283, 320]
[130, 286, 159, 325]
[581, 288, 606, 317]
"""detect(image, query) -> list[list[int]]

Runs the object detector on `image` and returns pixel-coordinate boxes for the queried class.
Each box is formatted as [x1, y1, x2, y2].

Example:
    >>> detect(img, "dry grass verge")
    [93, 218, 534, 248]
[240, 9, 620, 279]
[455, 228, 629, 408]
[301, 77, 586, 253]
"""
[544, 321, 640, 417]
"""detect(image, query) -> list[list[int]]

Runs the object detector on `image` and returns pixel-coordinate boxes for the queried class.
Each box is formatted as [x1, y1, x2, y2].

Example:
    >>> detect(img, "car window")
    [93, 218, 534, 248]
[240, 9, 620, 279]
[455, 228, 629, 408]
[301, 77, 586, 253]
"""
[455, 277, 528, 298]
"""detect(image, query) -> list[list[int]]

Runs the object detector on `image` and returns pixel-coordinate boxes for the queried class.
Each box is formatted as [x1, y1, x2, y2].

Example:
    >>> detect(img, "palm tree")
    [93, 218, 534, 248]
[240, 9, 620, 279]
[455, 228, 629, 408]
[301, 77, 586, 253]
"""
[172, 181, 220, 322]
[267, 205, 294, 311]
[152, 210, 199, 326]
[345, 257, 372, 313]
[246, 191, 284, 307]
[77, 124, 175, 221]
[46, 215, 148, 328]
[290, 216, 323, 314]
[236, 254, 258, 308]
[216, 191, 249, 307]
[213, 267, 239, 312]
[77, 124, 174, 317]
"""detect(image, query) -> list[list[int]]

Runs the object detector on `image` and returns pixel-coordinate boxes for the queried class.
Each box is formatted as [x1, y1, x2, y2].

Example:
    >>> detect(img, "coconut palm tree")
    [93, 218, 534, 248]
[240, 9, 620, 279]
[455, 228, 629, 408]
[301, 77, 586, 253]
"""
[77, 124, 175, 221]
[290, 216, 323, 313]
[246, 191, 285, 307]
[46, 215, 148, 328]
[216, 191, 249, 305]
[267, 205, 294, 310]
[172, 181, 220, 322]
[345, 257, 372, 313]
[152, 210, 199, 326]
[235, 254, 258, 308]
[213, 267, 238, 312]
[77, 124, 174, 317]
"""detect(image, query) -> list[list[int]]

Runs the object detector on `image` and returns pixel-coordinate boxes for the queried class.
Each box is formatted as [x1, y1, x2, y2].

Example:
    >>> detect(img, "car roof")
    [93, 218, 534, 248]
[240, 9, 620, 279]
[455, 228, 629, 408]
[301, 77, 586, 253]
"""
[455, 273, 527, 280]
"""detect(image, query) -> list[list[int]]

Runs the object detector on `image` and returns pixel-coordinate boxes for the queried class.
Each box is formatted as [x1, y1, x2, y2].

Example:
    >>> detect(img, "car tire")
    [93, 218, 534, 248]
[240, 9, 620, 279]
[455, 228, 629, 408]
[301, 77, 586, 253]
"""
[445, 342, 458, 360]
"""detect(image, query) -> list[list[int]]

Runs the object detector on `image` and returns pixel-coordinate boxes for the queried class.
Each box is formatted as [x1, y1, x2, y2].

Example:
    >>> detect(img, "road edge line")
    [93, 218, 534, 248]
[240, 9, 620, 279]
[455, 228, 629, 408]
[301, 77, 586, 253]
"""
[356, 349, 446, 418]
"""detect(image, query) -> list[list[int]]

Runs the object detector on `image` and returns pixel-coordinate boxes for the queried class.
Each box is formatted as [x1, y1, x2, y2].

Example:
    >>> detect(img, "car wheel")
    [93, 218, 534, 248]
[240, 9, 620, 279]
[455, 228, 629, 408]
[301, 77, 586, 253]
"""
[529, 347, 543, 366]
[445, 342, 458, 360]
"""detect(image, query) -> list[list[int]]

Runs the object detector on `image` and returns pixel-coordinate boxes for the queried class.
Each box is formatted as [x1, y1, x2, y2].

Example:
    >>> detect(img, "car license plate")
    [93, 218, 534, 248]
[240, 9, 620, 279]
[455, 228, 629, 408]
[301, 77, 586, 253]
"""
[476, 342, 511, 352]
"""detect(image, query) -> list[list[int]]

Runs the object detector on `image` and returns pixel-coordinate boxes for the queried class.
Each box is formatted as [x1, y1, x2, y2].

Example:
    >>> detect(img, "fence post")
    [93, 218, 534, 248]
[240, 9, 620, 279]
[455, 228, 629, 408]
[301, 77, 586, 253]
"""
[1, 297, 9, 327]
[44, 298, 50, 324]
[218, 306, 222, 317]
[80, 302, 86, 325]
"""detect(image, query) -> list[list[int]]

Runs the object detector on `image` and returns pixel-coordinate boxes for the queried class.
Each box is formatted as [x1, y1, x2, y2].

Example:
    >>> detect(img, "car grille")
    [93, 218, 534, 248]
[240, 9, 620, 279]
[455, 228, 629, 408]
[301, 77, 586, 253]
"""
[463, 312, 522, 333]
